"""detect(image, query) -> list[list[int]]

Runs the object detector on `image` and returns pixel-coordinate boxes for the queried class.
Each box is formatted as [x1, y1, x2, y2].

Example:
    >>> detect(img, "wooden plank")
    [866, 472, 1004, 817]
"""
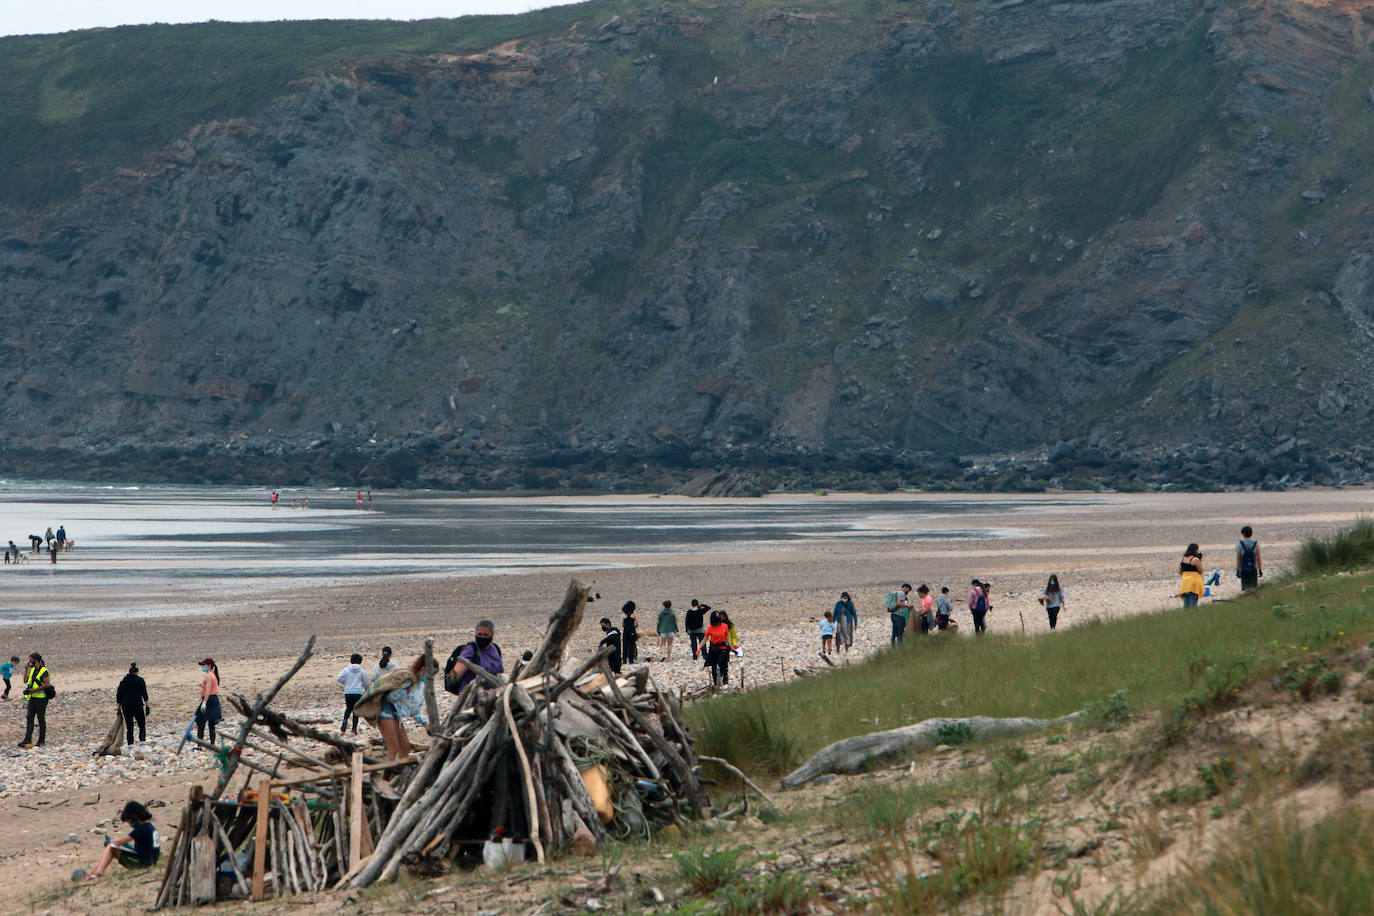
[264, 756, 416, 790]
[349, 752, 364, 873]
[251, 777, 271, 901]
[191, 836, 217, 904]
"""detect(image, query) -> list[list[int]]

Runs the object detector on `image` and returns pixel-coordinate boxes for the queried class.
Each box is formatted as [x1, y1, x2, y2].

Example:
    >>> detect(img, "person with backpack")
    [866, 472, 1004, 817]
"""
[968, 580, 990, 635]
[443, 620, 504, 696]
[887, 584, 913, 645]
[117, 663, 151, 747]
[935, 587, 955, 631]
[1236, 526, 1262, 590]
[18, 652, 51, 747]
[684, 599, 710, 659]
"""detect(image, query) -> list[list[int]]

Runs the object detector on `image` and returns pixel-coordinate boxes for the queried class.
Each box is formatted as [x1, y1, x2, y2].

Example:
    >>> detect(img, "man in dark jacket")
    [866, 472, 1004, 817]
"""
[684, 599, 710, 659]
[116, 663, 151, 746]
[598, 618, 623, 674]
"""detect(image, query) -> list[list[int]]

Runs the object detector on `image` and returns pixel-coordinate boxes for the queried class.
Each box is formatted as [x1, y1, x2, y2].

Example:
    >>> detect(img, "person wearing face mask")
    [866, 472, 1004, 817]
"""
[195, 658, 222, 744]
[443, 620, 504, 696]
[371, 646, 398, 684]
[597, 617, 623, 674]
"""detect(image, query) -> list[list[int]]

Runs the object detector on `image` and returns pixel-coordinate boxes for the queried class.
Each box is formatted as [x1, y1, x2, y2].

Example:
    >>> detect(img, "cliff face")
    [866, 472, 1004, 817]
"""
[3, 0, 1374, 489]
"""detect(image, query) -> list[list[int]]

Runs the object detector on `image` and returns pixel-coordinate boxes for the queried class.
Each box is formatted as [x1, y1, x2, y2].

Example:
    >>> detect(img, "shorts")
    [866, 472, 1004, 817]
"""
[377, 696, 400, 721]
[119, 850, 152, 869]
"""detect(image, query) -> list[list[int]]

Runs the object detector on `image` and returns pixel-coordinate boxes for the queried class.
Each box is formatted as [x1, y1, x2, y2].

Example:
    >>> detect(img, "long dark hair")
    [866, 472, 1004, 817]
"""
[1045, 575, 1060, 593]
[121, 800, 151, 823]
[1185, 543, 1200, 556]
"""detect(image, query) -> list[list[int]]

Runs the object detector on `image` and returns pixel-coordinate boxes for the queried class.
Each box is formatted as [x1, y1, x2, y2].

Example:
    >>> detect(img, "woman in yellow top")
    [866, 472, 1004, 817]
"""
[1178, 543, 1204, 609]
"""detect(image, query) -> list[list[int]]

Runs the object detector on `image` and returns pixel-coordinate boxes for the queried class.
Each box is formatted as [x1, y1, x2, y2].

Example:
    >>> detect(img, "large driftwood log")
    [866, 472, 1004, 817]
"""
[524, 580, 590, 677]
[780, 714, 1078, 788]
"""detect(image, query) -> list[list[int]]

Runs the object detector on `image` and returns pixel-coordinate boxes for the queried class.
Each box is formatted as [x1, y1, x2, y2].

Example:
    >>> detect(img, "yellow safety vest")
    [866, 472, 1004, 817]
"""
[25, 666, 49, 699]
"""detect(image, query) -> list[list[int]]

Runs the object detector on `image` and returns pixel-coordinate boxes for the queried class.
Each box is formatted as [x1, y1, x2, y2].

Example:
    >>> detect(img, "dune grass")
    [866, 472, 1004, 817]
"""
[1293, 516, 1374, 576]
[688, 569, 1374, 775]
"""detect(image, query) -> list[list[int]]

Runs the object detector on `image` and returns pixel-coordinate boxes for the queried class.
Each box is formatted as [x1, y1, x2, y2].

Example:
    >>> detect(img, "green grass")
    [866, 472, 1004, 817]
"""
[1294, 517, 1374, 576]
[689, 563, 1374, 776]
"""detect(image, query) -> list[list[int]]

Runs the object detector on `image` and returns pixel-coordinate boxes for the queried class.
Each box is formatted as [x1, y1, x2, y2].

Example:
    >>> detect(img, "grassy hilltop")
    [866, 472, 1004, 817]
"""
[2, 0, 1373, 489]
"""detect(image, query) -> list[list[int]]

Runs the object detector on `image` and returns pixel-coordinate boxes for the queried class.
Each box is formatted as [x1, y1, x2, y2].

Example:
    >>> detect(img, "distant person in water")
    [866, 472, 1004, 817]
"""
[356, 491, 365, 508]
[1179, 544, 1204, 609]
[1236, 526, 1262, 590]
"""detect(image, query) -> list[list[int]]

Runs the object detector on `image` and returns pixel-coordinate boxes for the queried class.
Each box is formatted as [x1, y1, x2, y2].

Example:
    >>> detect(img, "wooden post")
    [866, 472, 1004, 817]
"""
[349, 751, 364, 873]
[252, 778, 271, 901]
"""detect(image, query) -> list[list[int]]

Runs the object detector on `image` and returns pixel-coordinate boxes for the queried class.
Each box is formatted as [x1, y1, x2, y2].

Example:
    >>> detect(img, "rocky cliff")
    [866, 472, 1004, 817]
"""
[3, 0, 1374, 490]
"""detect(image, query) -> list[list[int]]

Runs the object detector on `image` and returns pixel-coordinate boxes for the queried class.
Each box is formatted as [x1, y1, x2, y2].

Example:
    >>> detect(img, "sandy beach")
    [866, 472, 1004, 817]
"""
[0, 487, 1369, 904]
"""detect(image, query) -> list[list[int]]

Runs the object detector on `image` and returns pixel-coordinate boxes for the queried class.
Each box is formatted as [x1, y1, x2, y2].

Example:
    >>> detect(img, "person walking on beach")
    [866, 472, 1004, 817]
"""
[19, 653, 51, 747]
[270, 491, 279, 509]
[833, 592, 857, 654]
[1, 655, 15, 699]
[1179, 544, 1204, 609]
[704, 611, 732, 688]
[1039, 575, 1066, 631]
[598, 618, 623, 675]
[656, 600, 679, 661]
[49, 538, 57, 564]
[195, 658, 222, 744]
[443, 621, 504, 696]
[1236, 526, 1262, 590]
[621, 602, 640, 665]
[969, 580, 990, 635]
[372, 646, 398, 684]
[81, 801, 160, 883]
[336, 654, 370, 734]
[685, 599, 709, 659]
[887, 584, 913, 645]
[117, 663, 150, 746]
[820, 611, 835, 656]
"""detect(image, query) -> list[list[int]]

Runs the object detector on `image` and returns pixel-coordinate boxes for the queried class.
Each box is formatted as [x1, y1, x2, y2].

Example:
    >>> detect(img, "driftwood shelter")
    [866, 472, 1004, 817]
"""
[153, 580, 722, 907]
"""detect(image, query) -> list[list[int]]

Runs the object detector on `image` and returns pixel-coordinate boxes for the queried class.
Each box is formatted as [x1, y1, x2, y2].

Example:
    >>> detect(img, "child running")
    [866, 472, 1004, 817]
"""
[1, 656, 15, 699]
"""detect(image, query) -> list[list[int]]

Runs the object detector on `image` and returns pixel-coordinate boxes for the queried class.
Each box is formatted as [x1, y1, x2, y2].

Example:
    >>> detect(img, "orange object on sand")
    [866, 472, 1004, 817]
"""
[579, 765, 614, 824]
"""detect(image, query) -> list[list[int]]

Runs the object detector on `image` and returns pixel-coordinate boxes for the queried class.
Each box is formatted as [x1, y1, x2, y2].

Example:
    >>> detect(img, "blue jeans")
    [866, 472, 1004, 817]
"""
[1182, 593, 1199, 609]
[890, 613, 907, 645]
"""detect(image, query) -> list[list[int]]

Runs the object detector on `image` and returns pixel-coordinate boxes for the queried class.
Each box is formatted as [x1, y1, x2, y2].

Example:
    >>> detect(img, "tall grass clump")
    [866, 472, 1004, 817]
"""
[1142, 805, 1374, 914]
[694, 703, 800, 776]
[1294, 516, 1374, 575]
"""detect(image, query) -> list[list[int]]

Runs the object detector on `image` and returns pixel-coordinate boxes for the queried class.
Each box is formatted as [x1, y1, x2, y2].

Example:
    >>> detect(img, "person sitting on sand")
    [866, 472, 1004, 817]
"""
[833, 592, 857, 654]
[656, 600, 678, 661]
[82, 801, 160, 882]
[443, 620, 504, 696]
[598, 618, 623, 675]
[1179, 544, 1204, 609]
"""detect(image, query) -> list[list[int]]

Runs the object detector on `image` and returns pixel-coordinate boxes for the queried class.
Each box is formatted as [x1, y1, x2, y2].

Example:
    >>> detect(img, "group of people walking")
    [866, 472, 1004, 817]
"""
[4, 524, 69, 564]
[596, 598, 740, 688]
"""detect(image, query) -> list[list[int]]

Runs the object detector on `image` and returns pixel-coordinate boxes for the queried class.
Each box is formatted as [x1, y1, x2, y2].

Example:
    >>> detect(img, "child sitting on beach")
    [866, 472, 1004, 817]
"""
[820, 611, 835, 655]
[83, 801, 161, 882]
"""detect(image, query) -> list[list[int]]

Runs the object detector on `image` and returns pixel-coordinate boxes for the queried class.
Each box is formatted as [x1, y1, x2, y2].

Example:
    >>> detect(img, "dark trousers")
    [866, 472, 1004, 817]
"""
[688, 631, 705, 658]
[2, 677, 9, 698]
[1046, 606, 1060, 631]
[342, 693, 361, 732]
[24, 697, 47, 745]
[1240, 571, 1259, 590]
[972, 609, 987, 634]
[890, 612, 907, 645]
[122, 705, 147, 744]
[707, 646, 729, 686]
[623, 635, 638, 664]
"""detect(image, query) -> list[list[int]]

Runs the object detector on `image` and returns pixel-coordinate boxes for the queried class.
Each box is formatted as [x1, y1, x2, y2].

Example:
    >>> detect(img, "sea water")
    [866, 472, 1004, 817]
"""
[0, 480, 1084, 623]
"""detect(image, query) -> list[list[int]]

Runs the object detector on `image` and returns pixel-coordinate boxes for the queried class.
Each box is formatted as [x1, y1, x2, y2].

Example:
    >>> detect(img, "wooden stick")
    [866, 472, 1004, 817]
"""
[524, 579, 590, 676]
[423, 638, 441, 729]
[457, 654, 502, 689]
[210, 805, 250, 898]
[502, 685, 545, 864]
[213, 636, 316, 800]
[247, 725, 335, 770]
[252, 777, 271, 901]
[597, 660, 710, 811]
[697, 755, 777, 808]
[349, 751, 364, 874]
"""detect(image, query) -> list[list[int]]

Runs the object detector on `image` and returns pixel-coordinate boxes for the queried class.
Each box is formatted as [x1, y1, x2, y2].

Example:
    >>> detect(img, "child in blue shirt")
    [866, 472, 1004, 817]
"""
[820, 611, 835, 656]
[1, 656, 16, 699]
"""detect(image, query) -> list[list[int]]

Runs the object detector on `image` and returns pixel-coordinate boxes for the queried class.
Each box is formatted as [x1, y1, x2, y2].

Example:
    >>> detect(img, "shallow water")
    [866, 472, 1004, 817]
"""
[0, 480, 1089, 623]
